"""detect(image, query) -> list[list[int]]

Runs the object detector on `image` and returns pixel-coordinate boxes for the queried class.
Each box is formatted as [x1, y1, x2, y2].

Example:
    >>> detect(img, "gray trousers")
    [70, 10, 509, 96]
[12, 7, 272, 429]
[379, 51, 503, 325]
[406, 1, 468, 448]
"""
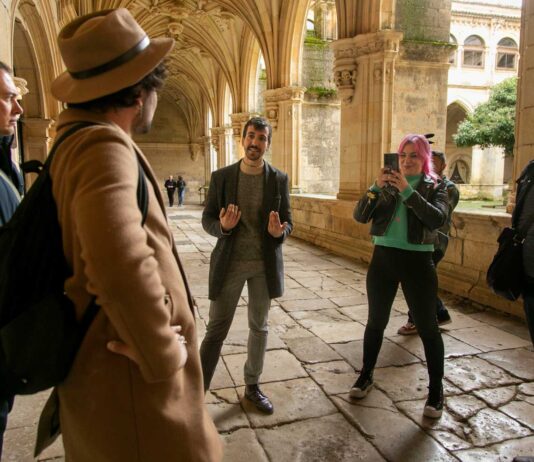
[200, 260, 271, 390]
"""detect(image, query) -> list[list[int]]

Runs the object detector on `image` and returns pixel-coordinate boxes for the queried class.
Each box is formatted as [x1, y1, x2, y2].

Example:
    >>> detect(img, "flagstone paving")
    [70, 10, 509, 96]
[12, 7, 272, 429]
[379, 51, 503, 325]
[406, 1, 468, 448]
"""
[4, 205, 534, 461]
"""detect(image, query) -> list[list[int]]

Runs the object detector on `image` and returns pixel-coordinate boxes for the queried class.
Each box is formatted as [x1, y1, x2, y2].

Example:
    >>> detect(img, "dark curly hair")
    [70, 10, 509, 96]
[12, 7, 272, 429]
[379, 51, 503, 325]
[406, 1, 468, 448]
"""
[68, 62, 167, 112]
[242, 117, 272, 144]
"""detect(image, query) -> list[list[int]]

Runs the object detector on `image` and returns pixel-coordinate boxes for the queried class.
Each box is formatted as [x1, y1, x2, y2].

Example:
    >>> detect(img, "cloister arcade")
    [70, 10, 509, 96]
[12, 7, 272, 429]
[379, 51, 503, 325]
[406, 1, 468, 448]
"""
[1, 0, 533, 318]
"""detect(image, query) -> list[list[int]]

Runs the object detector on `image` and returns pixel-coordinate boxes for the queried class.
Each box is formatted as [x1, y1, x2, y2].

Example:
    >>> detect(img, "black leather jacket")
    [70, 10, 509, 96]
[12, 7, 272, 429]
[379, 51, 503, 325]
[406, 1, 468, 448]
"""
[354, 176, 448, 245]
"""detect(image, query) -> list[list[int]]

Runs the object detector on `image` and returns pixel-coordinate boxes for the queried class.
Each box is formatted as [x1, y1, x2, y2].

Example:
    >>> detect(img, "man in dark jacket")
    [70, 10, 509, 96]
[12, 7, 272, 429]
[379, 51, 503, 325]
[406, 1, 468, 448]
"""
[200, 116, 292, 414]
[164, 175, 177, 206]
[0, 60, 24, 459]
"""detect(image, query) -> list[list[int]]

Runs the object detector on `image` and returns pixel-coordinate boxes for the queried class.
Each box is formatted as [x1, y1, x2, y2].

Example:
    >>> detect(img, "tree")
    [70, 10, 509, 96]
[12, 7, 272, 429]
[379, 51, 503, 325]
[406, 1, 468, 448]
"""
[453, 77, 517, 156]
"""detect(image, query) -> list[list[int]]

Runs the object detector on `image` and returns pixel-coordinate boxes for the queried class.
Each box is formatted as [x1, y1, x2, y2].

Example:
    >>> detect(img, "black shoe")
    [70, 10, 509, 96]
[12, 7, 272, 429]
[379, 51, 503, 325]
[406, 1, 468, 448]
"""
[437, 311, 452, 326]
[245, 384, 274, 414]
[349, 373, 374, 399]
[513, 457, 534, 462]
[424, 386, 444, 418]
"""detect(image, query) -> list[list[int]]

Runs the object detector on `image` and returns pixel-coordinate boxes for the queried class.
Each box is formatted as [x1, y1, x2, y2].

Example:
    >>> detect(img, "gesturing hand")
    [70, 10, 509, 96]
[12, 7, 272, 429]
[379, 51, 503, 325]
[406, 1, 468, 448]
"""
[268, 211, 288, 238]
[107, 325, 188, 370]
[220, 204, 241, 232]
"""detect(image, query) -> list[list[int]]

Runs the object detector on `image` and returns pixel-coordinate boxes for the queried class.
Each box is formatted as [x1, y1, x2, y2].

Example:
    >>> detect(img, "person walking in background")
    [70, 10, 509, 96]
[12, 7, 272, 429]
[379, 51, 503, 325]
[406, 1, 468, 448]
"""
[352, 134, 448, 419]
[40, 9, 222, 461]
[397, 150, 460, 335]
[177, 175, 186, 206]
[200, 116, 292, 415]
[164, 174, 177, 206]
[0, 60, 24, 460]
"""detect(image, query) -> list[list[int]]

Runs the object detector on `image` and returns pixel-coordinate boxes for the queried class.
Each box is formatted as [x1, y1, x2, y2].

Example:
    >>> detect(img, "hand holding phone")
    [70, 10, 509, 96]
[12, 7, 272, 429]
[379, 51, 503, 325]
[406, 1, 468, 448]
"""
[383, 153, 399, 173]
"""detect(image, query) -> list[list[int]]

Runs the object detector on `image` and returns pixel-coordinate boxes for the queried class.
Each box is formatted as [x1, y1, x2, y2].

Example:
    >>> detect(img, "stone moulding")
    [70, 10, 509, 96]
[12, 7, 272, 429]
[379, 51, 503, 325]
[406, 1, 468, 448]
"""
[400, 39, 456, 63]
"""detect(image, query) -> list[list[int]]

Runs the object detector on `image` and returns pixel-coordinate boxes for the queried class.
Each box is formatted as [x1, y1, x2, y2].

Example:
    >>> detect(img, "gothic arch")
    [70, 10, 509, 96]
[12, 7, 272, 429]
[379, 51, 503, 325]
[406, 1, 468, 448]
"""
[12, 0, 62, 119]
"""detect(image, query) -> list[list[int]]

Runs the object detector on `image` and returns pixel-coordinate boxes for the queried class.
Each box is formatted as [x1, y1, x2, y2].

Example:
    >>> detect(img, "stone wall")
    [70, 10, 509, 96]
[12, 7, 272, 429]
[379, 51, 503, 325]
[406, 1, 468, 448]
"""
[134, 97, 189, 144]
[139, 143, 205, 205]
[290, 195, 523, 318]
[301, 39, 336, 89]
[300, 100, 340, 194]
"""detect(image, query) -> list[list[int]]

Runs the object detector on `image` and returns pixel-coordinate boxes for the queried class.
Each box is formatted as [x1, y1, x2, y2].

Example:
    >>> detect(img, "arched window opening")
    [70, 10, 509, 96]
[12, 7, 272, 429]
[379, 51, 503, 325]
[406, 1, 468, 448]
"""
[463, 35, 485, 68]
[496, 37, 518, 70]
[450, 160, 470, 184]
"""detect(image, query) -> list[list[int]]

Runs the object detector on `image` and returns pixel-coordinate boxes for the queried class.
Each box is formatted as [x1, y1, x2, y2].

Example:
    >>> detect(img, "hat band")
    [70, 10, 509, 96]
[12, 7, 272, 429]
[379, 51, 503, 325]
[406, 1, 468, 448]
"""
[69, 36, 150, 80]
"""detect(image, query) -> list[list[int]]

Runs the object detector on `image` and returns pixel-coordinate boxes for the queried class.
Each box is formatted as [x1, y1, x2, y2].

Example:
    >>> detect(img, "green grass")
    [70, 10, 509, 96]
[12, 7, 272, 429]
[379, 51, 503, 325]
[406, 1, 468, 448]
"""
[456, 200, 505, 211]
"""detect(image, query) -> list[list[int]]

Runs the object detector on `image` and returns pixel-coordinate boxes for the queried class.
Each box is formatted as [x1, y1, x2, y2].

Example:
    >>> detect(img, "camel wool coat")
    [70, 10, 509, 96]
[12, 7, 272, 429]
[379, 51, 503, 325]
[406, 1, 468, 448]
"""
[47, 109, 222, 462]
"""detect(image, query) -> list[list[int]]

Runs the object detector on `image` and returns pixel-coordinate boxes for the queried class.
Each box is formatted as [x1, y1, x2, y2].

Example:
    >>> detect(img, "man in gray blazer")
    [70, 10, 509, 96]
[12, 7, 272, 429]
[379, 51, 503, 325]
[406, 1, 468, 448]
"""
[200, 116, 292, 414]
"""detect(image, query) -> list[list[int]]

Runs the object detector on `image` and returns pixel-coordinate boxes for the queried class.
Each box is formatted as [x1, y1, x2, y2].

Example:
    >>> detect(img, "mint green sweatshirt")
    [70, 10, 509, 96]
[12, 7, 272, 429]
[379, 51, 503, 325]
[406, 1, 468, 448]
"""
[372, 174, 434, 252]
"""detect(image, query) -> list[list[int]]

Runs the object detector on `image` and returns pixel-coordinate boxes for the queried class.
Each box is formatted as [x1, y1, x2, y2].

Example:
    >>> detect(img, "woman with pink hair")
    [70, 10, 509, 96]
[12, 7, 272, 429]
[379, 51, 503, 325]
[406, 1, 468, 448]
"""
[351, 134, 448, 418]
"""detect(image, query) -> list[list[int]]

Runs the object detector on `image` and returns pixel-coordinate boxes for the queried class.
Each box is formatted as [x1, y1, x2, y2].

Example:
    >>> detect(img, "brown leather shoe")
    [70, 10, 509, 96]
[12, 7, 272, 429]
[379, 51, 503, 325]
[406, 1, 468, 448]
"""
[245, 384, 274, 414]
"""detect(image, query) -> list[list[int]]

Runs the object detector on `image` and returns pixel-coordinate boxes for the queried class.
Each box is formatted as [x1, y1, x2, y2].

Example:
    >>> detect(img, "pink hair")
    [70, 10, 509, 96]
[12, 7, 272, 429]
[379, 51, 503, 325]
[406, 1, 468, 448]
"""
[397, 134, 438, 184]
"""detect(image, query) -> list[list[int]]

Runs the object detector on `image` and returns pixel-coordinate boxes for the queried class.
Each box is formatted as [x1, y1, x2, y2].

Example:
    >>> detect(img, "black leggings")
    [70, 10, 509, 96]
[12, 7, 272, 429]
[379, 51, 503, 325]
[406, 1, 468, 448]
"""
[363, 245, 444, 391]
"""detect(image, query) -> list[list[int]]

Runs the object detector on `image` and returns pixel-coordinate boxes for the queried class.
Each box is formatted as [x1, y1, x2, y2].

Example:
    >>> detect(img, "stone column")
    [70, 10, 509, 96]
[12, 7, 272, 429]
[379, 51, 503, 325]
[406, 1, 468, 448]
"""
[230, 112, 255, 159]
[22, 118, 53, 164]
[264, 86, 306, 193]
[508, 0, 533, 212]
[332, 31, 403, 200]
[210, 126, 234, 168]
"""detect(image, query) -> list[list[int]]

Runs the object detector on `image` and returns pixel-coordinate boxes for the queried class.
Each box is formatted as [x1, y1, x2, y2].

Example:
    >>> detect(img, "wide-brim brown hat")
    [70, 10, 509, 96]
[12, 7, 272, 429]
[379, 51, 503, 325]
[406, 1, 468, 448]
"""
[51, 8, 174, 103]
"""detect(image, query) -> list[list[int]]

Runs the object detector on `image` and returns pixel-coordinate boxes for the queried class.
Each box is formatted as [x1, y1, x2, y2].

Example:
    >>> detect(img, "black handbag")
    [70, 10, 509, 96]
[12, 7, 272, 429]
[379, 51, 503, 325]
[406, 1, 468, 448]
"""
[487, 213, 534, 301]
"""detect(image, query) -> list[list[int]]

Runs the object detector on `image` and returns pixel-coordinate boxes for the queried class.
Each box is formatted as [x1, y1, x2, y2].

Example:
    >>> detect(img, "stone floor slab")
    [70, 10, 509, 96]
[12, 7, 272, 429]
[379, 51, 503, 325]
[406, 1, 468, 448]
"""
[224, 349, 308, 386]
[278, 297, 337, 312]
[338, 305, 369, 321]
[304, 360, 356, 395]
[220, 428, 268, 462]
[330, 293, 368, 307]
[239, 378, 337, 428]
[447, 325, 531, 352]
[334, 396, 457, 462]
[500, 399, 534, 430]
[284, 336, 342, 363]
[256, 413, 385, 462]
[455, 435, 534, 462]
[473, 385, 517, 408]
[207, 401, 250, 433]
[480, 348, 534, 380]
[390, 333, 482, 360]
[374, 363, 437, 402]
[307, 320, 366, 343]
[333, 339, 420, 370]
[396, 399, 472, 451]
[467, 408, 531, 446]
[445, 356, 522, 392]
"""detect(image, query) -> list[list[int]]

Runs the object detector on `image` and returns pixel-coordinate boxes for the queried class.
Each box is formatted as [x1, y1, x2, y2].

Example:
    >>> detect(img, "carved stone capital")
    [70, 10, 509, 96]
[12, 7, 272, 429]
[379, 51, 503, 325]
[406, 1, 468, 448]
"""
[332, 31, 403, 104]
[13, 77, 29, 99]
[263, 87, 305, 128]
[189, 143, 202, 161]
[230, 112, 255, 138]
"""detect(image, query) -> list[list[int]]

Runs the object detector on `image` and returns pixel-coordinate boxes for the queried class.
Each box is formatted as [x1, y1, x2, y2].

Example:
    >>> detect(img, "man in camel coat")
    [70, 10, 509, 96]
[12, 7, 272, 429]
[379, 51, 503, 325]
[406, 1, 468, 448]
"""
[38, 9, 222, 461]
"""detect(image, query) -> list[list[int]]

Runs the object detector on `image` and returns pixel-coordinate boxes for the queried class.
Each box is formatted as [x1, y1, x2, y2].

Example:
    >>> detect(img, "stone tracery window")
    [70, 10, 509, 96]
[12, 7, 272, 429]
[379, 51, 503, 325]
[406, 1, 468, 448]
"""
[463, 35, 485, 68]
[450, 159, 470, 184]
[496, 37, 518, 70]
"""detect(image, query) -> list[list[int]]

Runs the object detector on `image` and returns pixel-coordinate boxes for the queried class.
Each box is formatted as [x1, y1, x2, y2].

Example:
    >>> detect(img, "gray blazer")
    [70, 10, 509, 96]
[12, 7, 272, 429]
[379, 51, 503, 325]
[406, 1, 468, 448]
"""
[202, 160, 292, 300]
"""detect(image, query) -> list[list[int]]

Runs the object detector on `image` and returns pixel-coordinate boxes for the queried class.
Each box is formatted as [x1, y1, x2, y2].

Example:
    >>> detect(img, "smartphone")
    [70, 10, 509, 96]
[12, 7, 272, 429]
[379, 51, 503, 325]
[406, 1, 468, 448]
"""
[383, 153, 399, 172]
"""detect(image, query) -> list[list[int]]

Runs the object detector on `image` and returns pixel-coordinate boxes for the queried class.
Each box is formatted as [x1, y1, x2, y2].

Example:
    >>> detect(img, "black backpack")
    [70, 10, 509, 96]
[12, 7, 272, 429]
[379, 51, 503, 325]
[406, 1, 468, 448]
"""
[0, 122, 148, 397]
